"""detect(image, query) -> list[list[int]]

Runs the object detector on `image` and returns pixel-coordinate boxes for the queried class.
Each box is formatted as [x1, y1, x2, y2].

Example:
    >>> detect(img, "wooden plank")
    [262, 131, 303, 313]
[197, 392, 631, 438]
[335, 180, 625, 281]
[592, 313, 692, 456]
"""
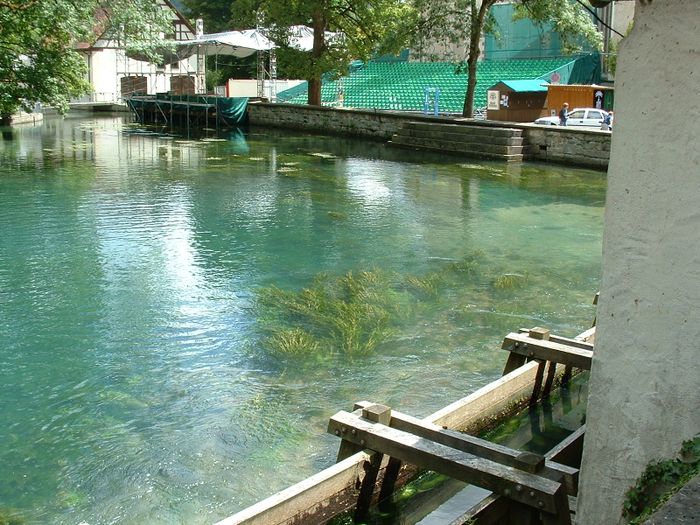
[517, 328, 595, 350]
[529, 361, 547, 406]
[353, 402, 578, 495]
[215, 355, 569, 525]
[431, 360, 543, 430]
[328, 410, 565, 514]
[443, 424, 586, 525]
[542, 361, 558, 397]
[502, 333, 593, 370]
[446, 493, 510, 525]
[545, 425, 586, 470]
[213, 452, 369, 525]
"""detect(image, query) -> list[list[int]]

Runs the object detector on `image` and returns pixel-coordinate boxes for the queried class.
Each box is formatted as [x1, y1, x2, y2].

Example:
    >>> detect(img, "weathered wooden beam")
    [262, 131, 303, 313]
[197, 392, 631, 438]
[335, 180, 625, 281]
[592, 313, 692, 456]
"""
[353, 402, 578, 495]
[502, 333, 593, 370]
[446, 425, 586, 525]
[516, 329, 595, 350]
[546, 425, 586, 470]
[328, 410, 568, 517]
[214, 452, 369, 525]
[215, 351, 577, 525]
[353, 404, 393, 522]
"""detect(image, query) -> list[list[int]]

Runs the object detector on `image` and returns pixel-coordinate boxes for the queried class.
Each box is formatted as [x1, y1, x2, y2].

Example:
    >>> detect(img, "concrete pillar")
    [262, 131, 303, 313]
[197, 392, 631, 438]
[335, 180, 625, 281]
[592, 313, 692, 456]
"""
[577, 1, 700, 524]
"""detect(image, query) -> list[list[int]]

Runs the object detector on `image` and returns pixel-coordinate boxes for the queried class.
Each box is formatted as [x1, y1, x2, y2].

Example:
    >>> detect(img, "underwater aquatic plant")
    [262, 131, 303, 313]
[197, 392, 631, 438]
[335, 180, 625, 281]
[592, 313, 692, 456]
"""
[0, 508, 25, 525]
[255, 269, 408, 358]
[264, 328, 320, 356]
[404, 274, 444, 299]
[253, 252, 491, 359]
[492, 273, 528, 290]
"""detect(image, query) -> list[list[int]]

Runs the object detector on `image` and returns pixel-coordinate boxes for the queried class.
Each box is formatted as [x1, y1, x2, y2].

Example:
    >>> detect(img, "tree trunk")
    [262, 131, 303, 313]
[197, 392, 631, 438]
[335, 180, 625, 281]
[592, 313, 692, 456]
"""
[462, 1, 492, 117]
[307, 9, 327, 106]
[462, 39, 480, 117]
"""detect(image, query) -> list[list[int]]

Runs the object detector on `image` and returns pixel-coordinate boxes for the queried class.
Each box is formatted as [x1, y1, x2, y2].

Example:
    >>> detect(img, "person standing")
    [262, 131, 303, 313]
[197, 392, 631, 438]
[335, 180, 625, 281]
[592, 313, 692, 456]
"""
[601, 110, 614, 131]
[559, 102, 570, 126]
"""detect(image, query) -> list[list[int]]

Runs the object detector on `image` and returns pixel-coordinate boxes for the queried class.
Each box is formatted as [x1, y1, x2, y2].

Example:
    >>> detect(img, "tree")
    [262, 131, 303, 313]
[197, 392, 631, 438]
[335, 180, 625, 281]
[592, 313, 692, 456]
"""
[181, 0, 233, 33]
[0, 0, 173, 121]
[410, 0, 603, 117]
[231, 0, 415, 106]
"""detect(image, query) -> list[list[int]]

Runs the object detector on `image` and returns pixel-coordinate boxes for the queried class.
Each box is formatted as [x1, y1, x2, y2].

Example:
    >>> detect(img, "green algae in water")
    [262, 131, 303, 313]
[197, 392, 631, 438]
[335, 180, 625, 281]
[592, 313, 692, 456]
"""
[0, 509, 25, 525]
[492, 273, 528, 290]
[264, 327, 320, 356]
[254, 253, 493, 358]
[255, 269, 406, 357]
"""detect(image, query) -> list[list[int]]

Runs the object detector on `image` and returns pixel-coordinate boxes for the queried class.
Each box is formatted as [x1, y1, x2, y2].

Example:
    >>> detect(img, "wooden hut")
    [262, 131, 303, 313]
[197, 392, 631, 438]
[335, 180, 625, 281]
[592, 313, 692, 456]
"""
[486, 80, 549, 122]
[544, 84, 614, 115]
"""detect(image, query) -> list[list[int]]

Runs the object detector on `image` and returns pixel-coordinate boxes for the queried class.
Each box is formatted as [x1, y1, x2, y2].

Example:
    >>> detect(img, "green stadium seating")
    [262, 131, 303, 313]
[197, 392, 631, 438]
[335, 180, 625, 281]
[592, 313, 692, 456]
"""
[277, 57, 584, 113]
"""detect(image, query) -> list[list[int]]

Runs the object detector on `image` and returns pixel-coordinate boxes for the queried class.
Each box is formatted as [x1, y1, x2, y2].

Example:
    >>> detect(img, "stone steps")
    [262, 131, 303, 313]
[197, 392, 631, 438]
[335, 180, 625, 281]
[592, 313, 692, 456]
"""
[389, 121, 526, 162]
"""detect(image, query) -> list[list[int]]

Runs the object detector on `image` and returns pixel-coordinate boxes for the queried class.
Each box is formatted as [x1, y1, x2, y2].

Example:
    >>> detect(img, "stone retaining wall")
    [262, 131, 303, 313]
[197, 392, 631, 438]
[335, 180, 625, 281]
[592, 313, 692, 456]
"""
[247, 102, 611, 170]
[521, 124, 611, 170]
[3, 111, 43, 126]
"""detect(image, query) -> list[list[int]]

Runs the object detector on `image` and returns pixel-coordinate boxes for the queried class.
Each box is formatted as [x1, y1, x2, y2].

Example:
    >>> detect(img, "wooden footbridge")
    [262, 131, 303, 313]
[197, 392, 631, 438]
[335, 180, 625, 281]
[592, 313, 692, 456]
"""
[216, 324, 595, 525]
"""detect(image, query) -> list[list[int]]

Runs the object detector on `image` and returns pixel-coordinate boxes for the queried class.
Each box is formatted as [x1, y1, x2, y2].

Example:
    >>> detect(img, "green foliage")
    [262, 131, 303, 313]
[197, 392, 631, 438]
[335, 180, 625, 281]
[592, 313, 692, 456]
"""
[181, 0, 233, 33]
[409, 0, 603, 116]
[513, 0, 603, 55]
[404, 273, 444, 299]
[230, 0, 416, 104]
[0, 0, 173, 117]
[264, 327, 320, 356]
[605, 22, 633, 77]
[623, 436, 700, 523]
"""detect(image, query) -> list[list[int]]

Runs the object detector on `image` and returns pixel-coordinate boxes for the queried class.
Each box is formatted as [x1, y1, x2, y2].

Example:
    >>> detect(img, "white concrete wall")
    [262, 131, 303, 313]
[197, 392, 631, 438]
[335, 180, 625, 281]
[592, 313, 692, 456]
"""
[577, 1, 700, 523]
[226, 79, 305, 99]
[85, 48, 202, 101]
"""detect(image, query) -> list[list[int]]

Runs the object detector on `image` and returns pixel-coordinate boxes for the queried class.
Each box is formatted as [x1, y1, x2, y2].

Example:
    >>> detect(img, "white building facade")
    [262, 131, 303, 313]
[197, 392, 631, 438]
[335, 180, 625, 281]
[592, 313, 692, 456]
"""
[75, 0, 205, 104]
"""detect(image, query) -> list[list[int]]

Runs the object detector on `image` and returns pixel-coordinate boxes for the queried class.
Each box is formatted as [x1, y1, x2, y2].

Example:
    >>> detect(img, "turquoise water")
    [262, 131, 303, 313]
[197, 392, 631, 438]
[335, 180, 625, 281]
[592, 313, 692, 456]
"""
[0, 116, 604, 524]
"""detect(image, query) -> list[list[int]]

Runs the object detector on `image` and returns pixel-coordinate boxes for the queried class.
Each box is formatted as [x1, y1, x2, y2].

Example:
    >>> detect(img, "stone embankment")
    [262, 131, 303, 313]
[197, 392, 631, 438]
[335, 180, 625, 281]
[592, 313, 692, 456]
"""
[247, 102, 611, 170]
[3, 111, 43, 126]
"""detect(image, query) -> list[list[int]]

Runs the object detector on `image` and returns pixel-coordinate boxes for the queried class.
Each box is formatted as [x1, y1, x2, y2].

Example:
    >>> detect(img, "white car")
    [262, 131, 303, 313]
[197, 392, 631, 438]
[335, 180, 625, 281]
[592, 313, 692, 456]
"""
[534, 108, 609, 127]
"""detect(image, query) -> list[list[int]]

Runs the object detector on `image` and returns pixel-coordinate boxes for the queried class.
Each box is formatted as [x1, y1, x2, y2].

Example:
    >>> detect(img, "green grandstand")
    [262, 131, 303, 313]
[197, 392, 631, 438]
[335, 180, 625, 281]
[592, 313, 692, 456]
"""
[276, 55, 599, 114]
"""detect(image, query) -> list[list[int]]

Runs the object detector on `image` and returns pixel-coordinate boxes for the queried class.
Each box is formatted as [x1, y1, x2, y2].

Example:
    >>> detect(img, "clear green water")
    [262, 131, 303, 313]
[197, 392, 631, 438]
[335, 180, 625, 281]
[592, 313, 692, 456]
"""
[0, 116, 604, 524]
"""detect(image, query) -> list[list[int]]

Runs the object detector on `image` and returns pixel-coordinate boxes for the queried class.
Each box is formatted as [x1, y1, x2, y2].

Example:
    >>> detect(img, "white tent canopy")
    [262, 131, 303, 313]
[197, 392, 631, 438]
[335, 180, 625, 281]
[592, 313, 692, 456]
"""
[172, 25, 342, 61]
[177, 29, 274, 59]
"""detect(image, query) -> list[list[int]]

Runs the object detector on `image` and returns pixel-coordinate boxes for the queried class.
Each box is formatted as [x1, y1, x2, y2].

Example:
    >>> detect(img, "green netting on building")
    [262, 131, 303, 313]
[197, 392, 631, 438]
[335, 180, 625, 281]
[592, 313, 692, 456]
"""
[277, 57, 589, 113]
[484, 3, 599, 60]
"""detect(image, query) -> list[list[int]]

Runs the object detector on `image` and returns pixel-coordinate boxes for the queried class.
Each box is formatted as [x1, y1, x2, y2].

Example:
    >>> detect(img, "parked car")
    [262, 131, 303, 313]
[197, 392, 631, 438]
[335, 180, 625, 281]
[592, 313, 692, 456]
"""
[534, 108, 609, 127]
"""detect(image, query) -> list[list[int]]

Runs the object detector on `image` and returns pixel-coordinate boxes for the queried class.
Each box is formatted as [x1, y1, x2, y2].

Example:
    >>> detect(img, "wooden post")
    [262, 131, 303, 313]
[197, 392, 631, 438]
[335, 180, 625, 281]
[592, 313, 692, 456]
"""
[542, 361, 558, 398]
[353, 405, 392, 523]
[528, 327, 550, 405]
[529, 327, 551, 341]
[529, 361, 547, 407]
